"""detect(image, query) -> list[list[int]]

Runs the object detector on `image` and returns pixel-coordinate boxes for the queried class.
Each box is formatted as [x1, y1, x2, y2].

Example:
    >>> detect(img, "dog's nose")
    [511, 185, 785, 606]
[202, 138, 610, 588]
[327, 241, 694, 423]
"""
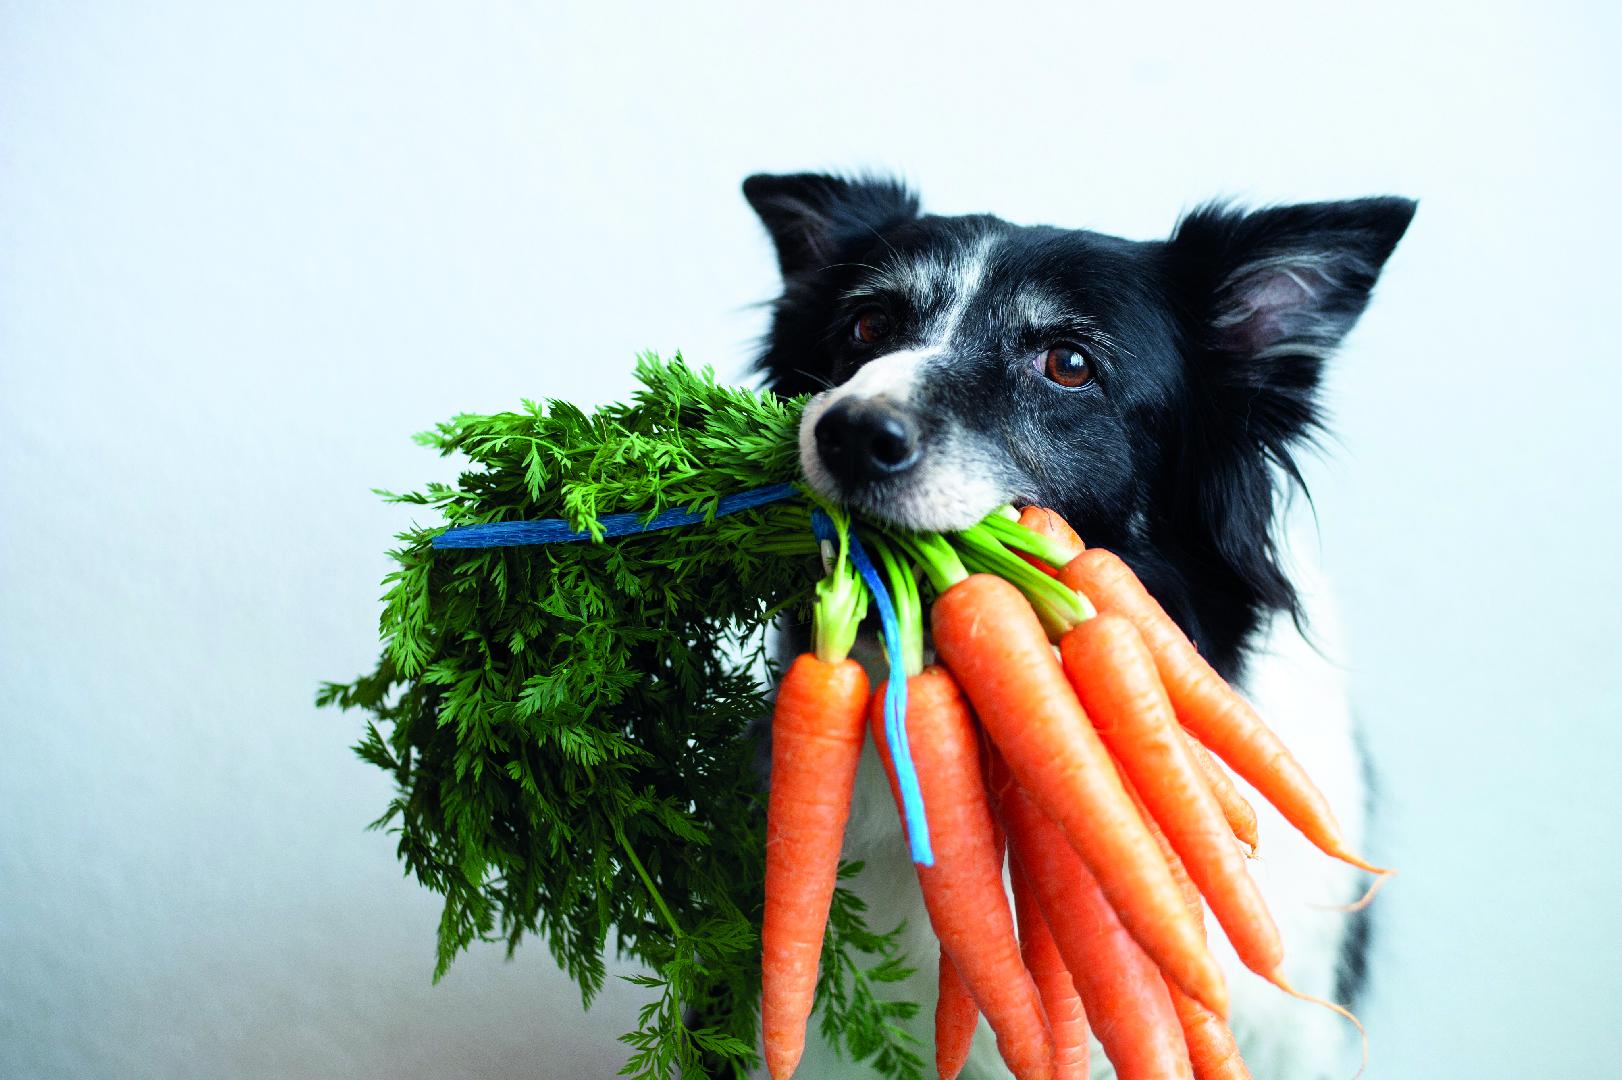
[813, 399, 920, 485]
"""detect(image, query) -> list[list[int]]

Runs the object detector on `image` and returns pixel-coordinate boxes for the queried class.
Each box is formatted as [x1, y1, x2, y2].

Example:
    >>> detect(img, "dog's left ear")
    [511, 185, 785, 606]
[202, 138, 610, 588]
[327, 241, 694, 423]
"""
[1159, 198, 1415, 658]
[743, 172, 920, 279]
[1169, 197, 1417, 374]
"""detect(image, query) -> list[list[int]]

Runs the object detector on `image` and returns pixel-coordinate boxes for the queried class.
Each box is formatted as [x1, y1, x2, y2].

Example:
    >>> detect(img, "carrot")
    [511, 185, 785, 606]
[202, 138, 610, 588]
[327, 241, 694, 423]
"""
[1009, 859, 1091, 1080]
[1014, 506, 1086, 576]
[936, 785, 1012, 1079]
[1168, 981, 1250, 1080]
[931, 573, 1227, 1017]
[936, 952, 980, 1080]
[1183, 730, 1260, 853]
[1132, 759, 1370, 1079]
[870, 667, 1055, 1080]
[1060, 613, 1286, 986]
[760, 654, 871, 1080]
[990, 752, 1192, 1080]
[1124, 771, 1252, 1080]
[1058, 548, 1385, 875]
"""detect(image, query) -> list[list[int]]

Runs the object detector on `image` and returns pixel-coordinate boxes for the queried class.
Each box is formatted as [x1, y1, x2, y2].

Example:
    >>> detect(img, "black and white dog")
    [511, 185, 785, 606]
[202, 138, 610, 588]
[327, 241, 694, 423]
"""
[744, 173, 1415, 1079]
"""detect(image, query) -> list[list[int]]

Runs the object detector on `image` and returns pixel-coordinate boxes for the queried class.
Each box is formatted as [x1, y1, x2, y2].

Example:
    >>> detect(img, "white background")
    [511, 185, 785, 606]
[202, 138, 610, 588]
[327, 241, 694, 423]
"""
[3, 3, 1619, 1078]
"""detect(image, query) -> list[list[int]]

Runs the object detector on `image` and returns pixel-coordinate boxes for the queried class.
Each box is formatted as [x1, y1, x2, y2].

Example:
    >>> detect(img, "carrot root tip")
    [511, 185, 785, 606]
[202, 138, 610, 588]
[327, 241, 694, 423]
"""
[765, 1049, 802, 1080]
[1312, 868, 1397, 914]
[1267, 973, 1369, 1079]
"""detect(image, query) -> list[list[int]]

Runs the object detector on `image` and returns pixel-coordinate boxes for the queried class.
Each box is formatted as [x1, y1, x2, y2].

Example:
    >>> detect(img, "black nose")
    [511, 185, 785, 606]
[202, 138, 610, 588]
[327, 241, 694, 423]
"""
[813, 399, 920, 485]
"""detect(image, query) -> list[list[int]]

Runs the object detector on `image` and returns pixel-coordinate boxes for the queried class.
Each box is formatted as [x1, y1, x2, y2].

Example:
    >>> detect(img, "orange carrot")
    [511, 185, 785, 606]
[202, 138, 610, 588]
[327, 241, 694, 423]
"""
[936, 952, 980, 1080]
[931, 574, 1226, 1017]
[1014, 506, 1086, 576]
[1124, 772, 1252, 1080]
[1168, 982, 1250, 1080]
[935, 787, 1011, 1079]
[1010, 859, 1091, 1080]
[1060, 613, 1285, 986]
[870, 667, 1055, 1080]
[1059, 549, 1384, 874]
[1133, 768, 1369, 1078]
[991, 754, 1193, 1080]
[1184, 730, 1260, 853]
[760, 654, 870, 1080]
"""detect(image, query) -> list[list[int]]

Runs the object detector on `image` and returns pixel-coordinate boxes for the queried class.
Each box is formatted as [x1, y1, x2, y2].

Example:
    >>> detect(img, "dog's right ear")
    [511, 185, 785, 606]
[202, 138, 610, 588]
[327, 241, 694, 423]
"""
[743, 173, 920, 278]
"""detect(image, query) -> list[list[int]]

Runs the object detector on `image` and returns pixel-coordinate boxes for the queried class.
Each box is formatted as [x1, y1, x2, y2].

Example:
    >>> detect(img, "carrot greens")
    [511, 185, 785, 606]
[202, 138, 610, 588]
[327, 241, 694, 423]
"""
[319, 356, 919, 1079]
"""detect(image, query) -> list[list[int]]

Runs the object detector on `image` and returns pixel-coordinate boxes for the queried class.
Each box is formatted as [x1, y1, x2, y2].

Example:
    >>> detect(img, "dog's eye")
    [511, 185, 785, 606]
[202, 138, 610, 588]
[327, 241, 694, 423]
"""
[852, 309, 892, 345]
[1039, 345, 1093, 388]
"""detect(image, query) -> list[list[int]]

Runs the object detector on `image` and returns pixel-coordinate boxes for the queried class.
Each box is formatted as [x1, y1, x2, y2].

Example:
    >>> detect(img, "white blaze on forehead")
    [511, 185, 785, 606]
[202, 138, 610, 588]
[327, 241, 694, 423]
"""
[883, 234, 996, 351]
[1010, 288, 1071, 330]
[930, 234, 995, 347]
[817, 234, 1000, 414]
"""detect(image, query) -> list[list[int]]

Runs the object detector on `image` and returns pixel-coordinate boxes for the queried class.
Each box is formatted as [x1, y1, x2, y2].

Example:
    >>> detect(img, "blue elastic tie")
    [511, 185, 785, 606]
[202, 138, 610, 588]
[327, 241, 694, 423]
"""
[812, 510, 933, 866]
[433, 489, 935, 862]
[430, 482, 799, 548]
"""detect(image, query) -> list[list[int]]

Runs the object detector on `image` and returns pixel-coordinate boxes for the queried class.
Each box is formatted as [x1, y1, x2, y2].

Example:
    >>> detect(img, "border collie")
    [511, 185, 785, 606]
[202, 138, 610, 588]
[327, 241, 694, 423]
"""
[744, 172, 1415, 1079]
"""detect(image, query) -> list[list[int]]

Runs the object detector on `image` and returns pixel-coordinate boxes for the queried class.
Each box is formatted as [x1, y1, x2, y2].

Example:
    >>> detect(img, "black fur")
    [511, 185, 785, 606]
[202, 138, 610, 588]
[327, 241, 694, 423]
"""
[745, 173, 1415, 679]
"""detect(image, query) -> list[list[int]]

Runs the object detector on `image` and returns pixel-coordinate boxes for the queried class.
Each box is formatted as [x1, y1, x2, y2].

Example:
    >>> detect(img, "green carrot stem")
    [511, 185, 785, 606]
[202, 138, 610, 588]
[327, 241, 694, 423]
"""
[866, 533, 924, 677]
[952, 525, 1095, 637]
[750, 536, 823, 557]
[955, 542, 1079, 642]
[812, 570, 866, 663]
[616, 830, 683, 940]
[888, 530, 968, 593]
[979, 508, 1077, 568]
[898, 543, 922, 625]
[811, 502, 868, 663]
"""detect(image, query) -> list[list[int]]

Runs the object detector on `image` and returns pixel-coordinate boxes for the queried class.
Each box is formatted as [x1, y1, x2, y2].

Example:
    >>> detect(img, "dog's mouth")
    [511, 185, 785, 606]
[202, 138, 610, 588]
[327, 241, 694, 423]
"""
[796, 391, 1017, 532]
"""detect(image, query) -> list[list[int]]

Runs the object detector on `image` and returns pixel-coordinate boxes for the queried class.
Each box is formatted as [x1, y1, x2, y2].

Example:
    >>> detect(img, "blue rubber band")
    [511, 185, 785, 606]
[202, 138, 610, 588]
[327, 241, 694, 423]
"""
[430, 482, 799, 548]
[434, 489, 935, 862]
[812, 510, 933, 866]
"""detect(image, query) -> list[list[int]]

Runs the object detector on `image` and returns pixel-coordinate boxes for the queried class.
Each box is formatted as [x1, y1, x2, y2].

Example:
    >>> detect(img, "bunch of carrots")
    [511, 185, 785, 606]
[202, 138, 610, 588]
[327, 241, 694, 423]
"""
[761, 506, 1389, 1080]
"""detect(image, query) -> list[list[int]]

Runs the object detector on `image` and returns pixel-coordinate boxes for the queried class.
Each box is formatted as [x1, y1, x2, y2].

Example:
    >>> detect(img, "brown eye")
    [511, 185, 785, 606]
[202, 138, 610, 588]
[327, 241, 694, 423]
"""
[852, 309, 892, 345]
[1040, 345, 1093, 388]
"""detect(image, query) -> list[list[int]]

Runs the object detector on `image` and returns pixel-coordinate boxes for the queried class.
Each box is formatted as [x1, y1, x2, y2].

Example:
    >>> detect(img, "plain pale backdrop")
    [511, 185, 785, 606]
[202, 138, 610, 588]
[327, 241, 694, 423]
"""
[3, 2, 1619, 1078]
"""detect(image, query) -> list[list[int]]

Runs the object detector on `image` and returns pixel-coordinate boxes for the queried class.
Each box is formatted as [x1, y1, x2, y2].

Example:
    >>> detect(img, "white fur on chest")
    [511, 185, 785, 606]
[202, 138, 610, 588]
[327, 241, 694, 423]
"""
[781, 549, 1371, 1080]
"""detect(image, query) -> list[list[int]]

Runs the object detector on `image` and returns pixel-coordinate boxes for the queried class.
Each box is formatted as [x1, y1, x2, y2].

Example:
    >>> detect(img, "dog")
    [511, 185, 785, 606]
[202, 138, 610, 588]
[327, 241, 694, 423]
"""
[743, 172, 1415, 1079]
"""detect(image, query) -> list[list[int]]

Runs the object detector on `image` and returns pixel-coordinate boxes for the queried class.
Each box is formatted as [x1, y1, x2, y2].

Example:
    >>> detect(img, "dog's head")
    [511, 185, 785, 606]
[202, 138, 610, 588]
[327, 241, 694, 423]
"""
[745, 173, 1414, 671]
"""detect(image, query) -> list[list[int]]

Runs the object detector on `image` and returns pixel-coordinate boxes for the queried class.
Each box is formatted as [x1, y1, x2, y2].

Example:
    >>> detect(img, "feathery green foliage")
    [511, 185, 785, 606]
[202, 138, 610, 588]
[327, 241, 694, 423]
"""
[320, 356, 923, 1078]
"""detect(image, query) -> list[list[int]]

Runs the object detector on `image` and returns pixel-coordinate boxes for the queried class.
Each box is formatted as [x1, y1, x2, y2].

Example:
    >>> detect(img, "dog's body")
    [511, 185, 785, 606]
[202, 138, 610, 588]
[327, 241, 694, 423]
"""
[744, 173, 1413, 1079]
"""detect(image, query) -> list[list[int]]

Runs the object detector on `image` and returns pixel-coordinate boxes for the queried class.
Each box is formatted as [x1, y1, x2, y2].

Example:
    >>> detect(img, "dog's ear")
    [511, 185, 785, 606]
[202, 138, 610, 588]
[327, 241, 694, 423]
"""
[1171, 197, 1416, 380]
[743, 172, 920, 278]
[1159, 198, 1415, 660]
[1167, 196, 1415, 455]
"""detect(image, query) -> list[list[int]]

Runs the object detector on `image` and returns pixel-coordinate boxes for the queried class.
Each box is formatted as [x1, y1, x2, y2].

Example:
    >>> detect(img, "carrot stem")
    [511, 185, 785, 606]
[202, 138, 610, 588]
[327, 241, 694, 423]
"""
[617, 829, 682, 939]
[810, 502, 868, 663]
[952, 525, 1094, 636]
[891, 529, 969, 593]
[980, 508, 1076, 569]
[868, 533, 924, 678]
